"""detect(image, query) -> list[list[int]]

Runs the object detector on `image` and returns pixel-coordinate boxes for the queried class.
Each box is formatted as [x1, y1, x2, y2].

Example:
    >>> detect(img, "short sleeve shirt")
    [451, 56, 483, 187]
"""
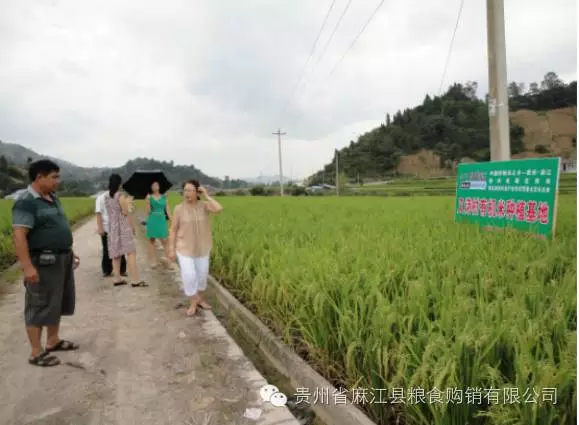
[173, 201, 212, 257]
[95, 192, 109, 232]
[12, 185, 73, 252]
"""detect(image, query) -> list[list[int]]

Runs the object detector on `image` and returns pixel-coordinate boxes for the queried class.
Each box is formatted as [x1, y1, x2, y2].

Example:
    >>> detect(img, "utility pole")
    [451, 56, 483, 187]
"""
[486, 0, 511, 161]
[273, 129, 286, 196]
[335, 149, 339, 196]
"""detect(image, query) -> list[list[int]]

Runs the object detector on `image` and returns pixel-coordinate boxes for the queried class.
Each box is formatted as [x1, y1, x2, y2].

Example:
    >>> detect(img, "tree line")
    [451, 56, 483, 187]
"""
[95, 157, 250, 191]
[309, 72, 576, 185]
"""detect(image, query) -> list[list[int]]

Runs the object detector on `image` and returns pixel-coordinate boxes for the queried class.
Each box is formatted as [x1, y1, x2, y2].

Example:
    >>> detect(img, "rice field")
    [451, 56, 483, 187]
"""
[0, 197, 94, 269]
[348, 173, 577, 197]
[194, 194, 576, 425]
[0, 189, 572, 424]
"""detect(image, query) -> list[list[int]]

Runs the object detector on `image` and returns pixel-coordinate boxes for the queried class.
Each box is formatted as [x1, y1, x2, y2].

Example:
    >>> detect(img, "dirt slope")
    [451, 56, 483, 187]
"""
[396, 107, 577, 177]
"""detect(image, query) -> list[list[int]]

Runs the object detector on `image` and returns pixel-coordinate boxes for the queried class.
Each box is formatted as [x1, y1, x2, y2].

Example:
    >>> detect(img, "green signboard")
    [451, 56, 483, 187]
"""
[454, 157, 561, 239]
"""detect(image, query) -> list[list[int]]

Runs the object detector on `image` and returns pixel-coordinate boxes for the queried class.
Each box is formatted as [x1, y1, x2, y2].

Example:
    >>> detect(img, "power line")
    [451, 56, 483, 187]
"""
[279, 0, 337, 119]
[288, 0, 386, 131]
[437, 0, 465, 96]
[327, 0, 387, 78]
[313, 0, 354, 70]
[286, 0, 354, 121]
[294, 0, 354, 98]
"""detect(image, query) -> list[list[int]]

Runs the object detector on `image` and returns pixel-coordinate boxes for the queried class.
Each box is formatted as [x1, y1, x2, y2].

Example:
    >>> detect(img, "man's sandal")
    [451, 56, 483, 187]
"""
[46, 339, 79, 352]
[29, 351, 60, 367]
[113, 280, 127, 286]
[131, 281, 149, 287]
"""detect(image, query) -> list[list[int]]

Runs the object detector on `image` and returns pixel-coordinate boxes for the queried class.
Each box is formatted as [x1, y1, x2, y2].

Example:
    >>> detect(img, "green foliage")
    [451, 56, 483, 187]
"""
[0, 157, 27, 197]
[249, 185, 271, 196]
[509, 73, 577, 111]
[290, 185, 307, 196]
[96, 157, 249, 191]
[310, 74, 576, 185]
[207, 195, 577, 425]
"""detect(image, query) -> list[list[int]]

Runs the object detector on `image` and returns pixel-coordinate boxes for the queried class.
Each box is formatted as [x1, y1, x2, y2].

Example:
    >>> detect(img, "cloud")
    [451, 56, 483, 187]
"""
[0, 0, 575, 180]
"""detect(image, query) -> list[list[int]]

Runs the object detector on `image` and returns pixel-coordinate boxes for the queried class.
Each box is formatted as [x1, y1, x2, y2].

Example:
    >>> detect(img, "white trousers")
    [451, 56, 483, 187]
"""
[176, 253, 209, 297]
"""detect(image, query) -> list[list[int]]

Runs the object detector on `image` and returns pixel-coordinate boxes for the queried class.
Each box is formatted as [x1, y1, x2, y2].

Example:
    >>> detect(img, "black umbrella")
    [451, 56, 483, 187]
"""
[122, 170, 172, 199]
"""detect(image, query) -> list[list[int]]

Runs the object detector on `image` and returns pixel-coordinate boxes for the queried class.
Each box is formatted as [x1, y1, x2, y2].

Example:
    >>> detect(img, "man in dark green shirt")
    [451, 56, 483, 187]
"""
[12, 159, 81, 367]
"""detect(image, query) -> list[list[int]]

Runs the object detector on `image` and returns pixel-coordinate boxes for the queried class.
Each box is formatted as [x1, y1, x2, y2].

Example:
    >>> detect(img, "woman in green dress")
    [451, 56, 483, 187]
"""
[145, 181, 171, 268]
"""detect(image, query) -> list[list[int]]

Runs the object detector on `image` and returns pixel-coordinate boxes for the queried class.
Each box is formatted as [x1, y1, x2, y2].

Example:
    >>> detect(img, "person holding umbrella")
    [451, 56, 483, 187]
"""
[145, 181, 171, 268]
[168, 179, 223, 317]
[104, 174, 146, 287]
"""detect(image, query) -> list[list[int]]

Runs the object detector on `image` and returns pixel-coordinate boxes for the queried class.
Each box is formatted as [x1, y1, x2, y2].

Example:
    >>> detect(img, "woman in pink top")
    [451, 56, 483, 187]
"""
[168, 179, 223, 316]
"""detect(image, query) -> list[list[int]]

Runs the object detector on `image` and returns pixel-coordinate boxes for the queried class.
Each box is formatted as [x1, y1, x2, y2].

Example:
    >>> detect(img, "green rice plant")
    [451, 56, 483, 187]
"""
[202, 195, 576, 425]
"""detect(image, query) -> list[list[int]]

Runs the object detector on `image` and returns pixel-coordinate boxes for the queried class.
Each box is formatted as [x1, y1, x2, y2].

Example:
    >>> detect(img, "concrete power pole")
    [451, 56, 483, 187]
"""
[486, 0, 511, 161]
[273, 129, 286, 196]
[335, 149, 339, 196]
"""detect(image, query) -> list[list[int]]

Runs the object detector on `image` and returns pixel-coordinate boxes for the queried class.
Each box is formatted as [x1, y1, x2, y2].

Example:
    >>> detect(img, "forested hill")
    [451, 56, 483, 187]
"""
[96, 157, 248, 191]
[310, 72, 577, 184]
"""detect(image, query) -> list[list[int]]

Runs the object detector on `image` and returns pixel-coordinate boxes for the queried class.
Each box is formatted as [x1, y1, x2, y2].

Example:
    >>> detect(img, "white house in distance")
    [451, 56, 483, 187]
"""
[561, 159, 576, 173]
[4, 188, 27, 200]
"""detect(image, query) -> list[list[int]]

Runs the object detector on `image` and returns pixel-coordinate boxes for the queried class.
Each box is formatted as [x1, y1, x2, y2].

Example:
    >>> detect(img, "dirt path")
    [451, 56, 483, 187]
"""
[0, 218, 299, 425]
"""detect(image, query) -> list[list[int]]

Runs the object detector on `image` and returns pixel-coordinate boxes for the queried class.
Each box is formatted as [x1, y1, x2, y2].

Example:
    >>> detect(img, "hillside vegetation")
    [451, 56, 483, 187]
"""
[95, 157, 248, 191]
[310, 72, 576, 183]
[0, 156, 28, 197]
[0, 142, 250, 196]
[0, 156, 98, 197]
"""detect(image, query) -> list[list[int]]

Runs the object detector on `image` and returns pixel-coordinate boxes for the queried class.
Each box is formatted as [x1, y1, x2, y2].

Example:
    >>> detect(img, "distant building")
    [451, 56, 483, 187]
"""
[91, 190, 107, 198]
[561, 159, 576, 173]
[5, 188, 27, 200]
[306, 184, 334, 193]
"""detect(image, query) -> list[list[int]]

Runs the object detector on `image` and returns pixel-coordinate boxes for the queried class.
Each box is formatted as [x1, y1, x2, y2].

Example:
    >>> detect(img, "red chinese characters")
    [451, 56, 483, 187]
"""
[458, 197, 464, 213]
[471, 198, 479, 215]
[506, 200, 516, 218]
[497, 200, 506, 217]
[487, 199, 497, 217]
[464, 198, 473, 214]
[458, 195, 550, 227]
[479, 199, 488, 217]
[526, 201, 538, 223]
[515, 201, 526, 221]
[538, 202, 549, 224]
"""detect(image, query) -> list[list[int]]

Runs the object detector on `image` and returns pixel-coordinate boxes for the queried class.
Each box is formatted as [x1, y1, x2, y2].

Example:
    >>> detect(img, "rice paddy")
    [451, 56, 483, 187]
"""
[0, 187, 575, 424]
[196, 194, 576, 425]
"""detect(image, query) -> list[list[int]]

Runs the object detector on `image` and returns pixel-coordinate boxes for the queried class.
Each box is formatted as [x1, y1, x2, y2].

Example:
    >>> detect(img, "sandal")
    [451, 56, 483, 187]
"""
[186, 307, 197, 317]
[113, 280, 127, 286]
[29, 351, 60, 367]
[46, 339, 79, 352]
[131, 281, 149, 287]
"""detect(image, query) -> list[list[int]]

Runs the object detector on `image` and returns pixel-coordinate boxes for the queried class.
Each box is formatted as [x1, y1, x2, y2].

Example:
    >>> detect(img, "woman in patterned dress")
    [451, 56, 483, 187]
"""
[104, 174, 146, 287]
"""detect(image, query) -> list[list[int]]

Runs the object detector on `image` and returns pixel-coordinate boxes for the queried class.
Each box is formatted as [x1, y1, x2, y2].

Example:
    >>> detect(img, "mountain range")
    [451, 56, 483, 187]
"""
[0, 140, 250, 194]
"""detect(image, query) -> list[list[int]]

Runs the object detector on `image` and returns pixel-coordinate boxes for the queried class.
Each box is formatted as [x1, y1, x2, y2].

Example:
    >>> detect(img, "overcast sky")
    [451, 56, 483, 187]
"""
[0, 0, 576, 180]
